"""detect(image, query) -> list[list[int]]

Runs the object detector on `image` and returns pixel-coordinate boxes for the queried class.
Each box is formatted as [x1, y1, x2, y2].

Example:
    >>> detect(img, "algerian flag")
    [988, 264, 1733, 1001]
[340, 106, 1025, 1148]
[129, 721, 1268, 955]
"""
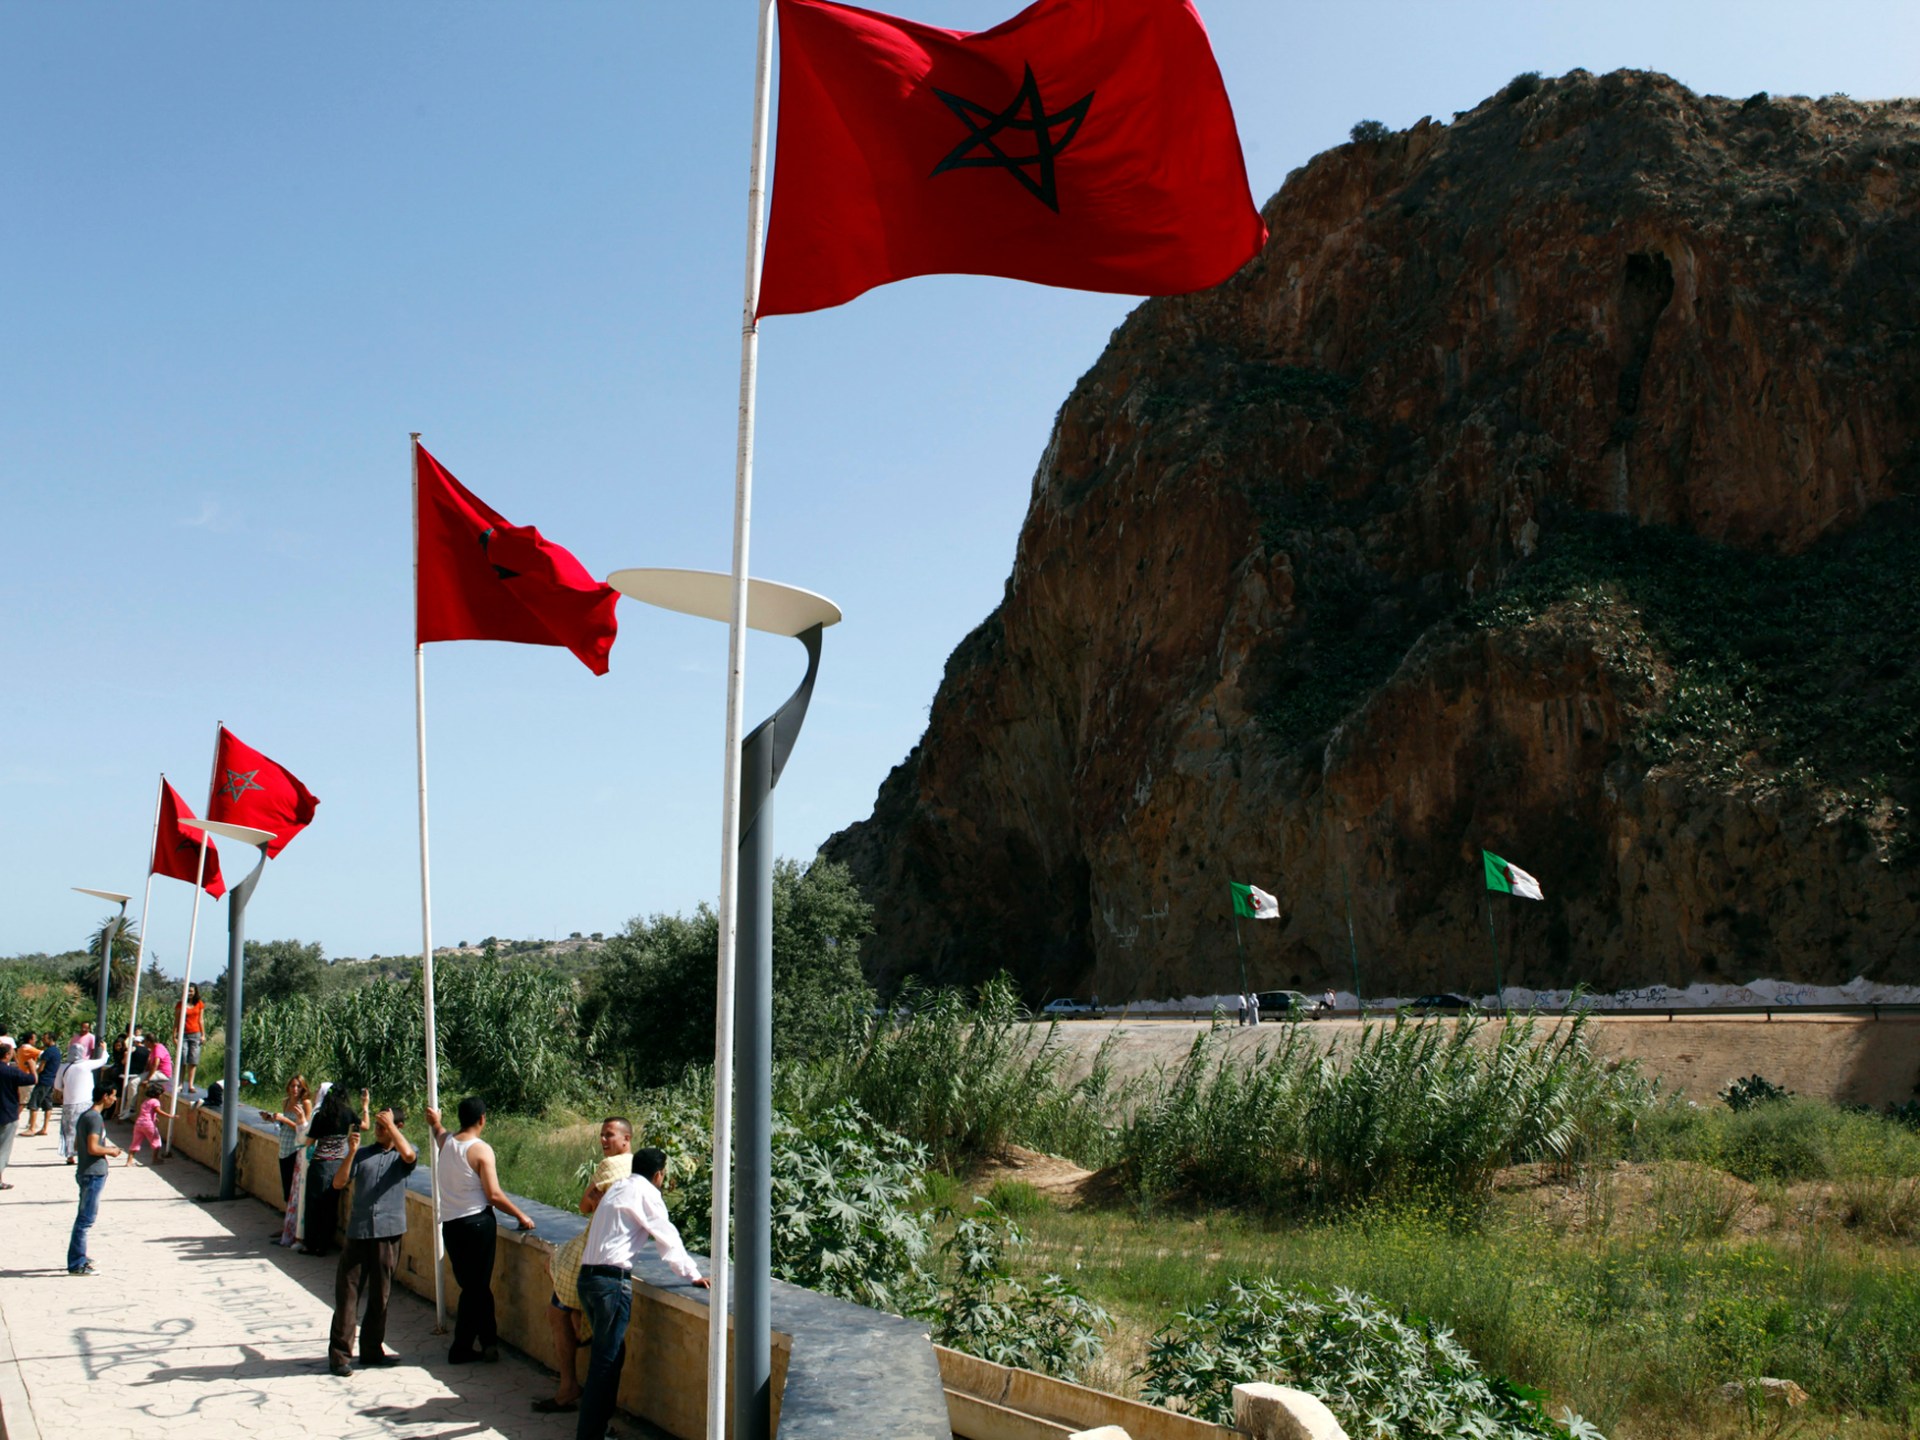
[1230, 881, 1280, 919]
[1483, 850, 1544, 900]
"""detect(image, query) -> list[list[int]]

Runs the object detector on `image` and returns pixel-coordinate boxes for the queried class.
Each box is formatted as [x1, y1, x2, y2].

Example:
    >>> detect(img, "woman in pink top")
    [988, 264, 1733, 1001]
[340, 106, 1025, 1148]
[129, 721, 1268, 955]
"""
[143, 1038, 174, 1089]
[128, 1082, 171, 1166]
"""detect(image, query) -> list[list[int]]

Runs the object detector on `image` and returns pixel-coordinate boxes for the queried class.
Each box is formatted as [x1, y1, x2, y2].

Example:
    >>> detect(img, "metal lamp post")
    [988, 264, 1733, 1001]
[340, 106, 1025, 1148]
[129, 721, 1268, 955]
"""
[606, 566, 841, 1440]
[71, 886, 133, 1039]
[176, 817, 276, 1201]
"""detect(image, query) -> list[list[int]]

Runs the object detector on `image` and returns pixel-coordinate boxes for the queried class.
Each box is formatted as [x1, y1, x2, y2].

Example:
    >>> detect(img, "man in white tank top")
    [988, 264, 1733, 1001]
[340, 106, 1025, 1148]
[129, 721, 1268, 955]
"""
[425, 1096, 537, 1364]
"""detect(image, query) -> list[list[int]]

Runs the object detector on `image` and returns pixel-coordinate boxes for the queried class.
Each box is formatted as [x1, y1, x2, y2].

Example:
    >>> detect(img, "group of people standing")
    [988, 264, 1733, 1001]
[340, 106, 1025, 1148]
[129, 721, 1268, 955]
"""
[4, 1028, 704, 1440]
[311, 1087, 701, 1440]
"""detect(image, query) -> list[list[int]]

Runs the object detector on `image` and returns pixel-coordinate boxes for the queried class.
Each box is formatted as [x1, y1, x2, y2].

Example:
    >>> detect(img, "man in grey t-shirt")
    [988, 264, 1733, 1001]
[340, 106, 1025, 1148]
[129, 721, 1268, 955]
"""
[326, 1091, 417, 1375]
[68, 1082, 123, 1274]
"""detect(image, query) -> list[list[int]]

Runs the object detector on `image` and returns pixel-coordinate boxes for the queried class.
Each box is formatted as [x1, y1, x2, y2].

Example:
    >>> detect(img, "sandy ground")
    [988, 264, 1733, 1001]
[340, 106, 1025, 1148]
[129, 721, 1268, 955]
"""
[1044, 1013, 1920, 1108]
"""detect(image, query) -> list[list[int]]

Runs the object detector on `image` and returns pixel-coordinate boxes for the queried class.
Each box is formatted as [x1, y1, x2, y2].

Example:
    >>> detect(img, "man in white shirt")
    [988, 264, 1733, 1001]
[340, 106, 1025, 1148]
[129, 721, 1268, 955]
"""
[573, 1145, 706, 1440]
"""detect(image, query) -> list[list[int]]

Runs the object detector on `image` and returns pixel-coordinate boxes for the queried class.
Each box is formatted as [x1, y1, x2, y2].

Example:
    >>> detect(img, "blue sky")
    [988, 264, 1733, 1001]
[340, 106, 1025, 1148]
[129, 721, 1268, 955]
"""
[3, 2, 1914, 971]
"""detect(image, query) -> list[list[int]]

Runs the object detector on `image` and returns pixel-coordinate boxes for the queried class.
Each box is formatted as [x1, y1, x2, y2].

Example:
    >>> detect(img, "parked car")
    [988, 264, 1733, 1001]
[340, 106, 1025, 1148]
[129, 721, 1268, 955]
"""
[1254, 990, 1313, 1019]
[1040, 997, 1105, 1019]
[1400, 993, 1478, 1015]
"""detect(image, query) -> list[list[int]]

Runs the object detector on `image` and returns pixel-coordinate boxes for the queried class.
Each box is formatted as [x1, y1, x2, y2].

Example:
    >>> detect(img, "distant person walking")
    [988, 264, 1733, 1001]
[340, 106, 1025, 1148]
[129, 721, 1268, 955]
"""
[535, 1117, 634, 1414]
[1248, 992, 1262, 1027]
[426, 1096, 537, 1366]
[326, 1091, 417, 1375]
[573, 1145, 706, 1440]
[1321, 988, 1337, 1017]
[176, 985, 207, 1095]
[56, 1034, 112, 1164]
[68, 1079, 123, 1273]
[0, 1037, 39, 1191]
[1236, 993, 1247, 1026]
[25, 1035, 59, 1136]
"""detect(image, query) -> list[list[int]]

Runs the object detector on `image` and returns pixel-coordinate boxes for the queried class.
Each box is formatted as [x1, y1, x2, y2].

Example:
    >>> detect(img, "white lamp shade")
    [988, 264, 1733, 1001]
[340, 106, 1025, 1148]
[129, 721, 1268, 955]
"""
[606, 568, 841, 637]
[71, 886, 132, 904]
[175, 818, 277, 847]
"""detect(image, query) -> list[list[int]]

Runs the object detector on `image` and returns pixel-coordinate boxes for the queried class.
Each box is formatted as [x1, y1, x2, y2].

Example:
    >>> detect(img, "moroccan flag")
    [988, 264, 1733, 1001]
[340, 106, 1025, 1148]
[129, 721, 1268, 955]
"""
[1230, 881, 1279, 920]
[208, 727, 319, 860]
[415, 444, 619, 676]
[1483, 850, 1544, 901]
[152, 780, 226, 900]
[758, 0, 1269, 317]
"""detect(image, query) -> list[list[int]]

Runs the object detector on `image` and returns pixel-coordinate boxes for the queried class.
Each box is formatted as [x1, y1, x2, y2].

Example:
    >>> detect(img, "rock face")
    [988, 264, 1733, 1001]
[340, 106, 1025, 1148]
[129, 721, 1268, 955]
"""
[824, 71, 1920, 1001]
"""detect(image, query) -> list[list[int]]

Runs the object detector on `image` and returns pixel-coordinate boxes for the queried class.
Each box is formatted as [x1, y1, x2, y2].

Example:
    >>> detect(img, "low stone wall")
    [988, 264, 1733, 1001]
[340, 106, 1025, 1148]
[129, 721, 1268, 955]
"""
[165, 1103, 947, 1439]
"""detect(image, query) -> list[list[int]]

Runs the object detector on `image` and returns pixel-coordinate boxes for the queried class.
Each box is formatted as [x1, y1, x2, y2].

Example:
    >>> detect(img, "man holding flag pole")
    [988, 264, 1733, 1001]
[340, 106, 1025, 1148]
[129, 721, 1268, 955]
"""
[411, 434, 619, 1331]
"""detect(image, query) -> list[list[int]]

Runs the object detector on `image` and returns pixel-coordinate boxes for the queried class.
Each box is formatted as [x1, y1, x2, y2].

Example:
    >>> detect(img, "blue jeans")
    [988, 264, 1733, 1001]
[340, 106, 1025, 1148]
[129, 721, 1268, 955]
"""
[574, 1269, 632, 1440]
[68, 1170, 106, 1271]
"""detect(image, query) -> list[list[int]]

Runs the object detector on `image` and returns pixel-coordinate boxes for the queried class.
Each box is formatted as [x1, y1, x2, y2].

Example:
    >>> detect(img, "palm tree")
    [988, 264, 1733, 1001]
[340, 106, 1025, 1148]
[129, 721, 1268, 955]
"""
[84, 915, 141, 998]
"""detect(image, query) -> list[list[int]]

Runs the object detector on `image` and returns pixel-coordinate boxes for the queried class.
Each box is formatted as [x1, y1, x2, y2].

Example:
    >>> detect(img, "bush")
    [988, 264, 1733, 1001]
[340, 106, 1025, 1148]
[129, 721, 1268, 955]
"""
[1119, 1014, 1649, 1212]
[1503, 71, 1543, 103]
[1142, 1280, 1599, 1437]
[930, 1201, 1110, 1381]
[1720, 1074, 1791, 1111]
[817, 975, 1123, 1171]
[1637, 1094, 1920, 1183]
[1349, 119, 1390, 144]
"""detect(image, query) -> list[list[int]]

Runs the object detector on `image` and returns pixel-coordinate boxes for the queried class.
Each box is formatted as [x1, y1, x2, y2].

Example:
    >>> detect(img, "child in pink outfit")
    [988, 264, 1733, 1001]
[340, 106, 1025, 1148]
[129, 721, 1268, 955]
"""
[129, 1083, 170, 1166]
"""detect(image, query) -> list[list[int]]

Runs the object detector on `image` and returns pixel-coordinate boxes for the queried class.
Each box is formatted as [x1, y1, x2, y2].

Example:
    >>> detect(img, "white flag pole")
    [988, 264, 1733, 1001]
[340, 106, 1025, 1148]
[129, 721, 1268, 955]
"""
[412, 431, 450, 1332]
[165, 722, 222, 1153]
[708, 4, 775, 1435]
[119, 776, 166, 1108]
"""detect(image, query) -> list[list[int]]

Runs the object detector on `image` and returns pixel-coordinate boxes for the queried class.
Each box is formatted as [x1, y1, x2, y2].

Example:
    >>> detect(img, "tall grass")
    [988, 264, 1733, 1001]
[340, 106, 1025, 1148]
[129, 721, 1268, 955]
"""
[1119, 1014, 1649, 1211]
[1635, 1094, 1920, 1182]
[809, 975, 1124, 1171]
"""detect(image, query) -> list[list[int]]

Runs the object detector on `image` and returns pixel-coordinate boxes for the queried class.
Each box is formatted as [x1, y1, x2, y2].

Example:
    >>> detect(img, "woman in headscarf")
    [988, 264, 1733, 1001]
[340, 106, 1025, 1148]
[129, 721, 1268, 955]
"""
[56, 1033, 112, 1165]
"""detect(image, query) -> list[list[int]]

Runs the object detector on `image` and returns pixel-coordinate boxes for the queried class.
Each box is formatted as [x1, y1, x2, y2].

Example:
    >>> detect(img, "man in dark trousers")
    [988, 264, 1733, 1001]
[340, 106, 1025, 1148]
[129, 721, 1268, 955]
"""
[68, 1079, 122, 1273]
[573, 1145, 706, 1440]
[425, 1095, 537, 1365]
[0, 1037, 41, 1191]
[326, 1090, 417, 1376]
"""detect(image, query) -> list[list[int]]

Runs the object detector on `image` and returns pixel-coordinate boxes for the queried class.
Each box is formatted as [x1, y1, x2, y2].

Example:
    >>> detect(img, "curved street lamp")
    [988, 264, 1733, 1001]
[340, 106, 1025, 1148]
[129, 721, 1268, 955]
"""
[176, 817, 276, 1200]
[607, 567, 840, 1440]
[71, 886, 133, 1040]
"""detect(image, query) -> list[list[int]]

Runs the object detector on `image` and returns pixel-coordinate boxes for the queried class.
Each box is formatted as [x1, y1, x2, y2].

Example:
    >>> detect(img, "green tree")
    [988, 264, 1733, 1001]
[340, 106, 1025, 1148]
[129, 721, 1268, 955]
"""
[583, 857, 875, 1087]
[246, 938, 326, 1004]
[78, 915, 141, 998]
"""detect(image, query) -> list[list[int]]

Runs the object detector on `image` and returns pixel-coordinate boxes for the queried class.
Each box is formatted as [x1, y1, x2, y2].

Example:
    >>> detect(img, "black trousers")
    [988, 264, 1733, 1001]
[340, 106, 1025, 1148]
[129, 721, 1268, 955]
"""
[443, 1209, 499, 1357]
[305, 1158, 344, 1253]
[329, 1235, 399, 1366]
[278, 1154, 297, 1207]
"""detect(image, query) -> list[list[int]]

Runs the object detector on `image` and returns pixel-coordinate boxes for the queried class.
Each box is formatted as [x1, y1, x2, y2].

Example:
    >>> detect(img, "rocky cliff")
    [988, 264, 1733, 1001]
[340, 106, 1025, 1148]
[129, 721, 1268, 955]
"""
[824, 71, 1920, 1002]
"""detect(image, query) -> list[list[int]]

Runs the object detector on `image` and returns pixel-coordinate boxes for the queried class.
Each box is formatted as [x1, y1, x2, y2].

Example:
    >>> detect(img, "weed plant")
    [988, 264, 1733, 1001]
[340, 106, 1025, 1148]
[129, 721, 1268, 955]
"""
[1634, 1094, 1920, 1183]
[816, 975, 1125, 1170]
[1120, 1014, 1647, 1211]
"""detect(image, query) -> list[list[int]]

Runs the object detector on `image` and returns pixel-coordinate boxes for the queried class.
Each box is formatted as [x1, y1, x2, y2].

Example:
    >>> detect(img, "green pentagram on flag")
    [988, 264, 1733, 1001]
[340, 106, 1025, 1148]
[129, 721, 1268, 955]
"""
[930, 64, 1093, 213]
[219, 768, 264, 804]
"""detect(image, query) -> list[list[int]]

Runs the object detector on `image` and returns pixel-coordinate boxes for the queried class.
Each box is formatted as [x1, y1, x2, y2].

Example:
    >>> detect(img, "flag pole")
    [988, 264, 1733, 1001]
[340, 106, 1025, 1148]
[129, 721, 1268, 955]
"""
[1341, 862, 1363, 1014]
[1231, 910, 1249, 1003]
[1485, 894, 1504, 1014]
[710, 4, 775, 1436]
[165, 722, 221, 1154]
[119, 777, 165, 1107]
[412, 431, 450, 1332]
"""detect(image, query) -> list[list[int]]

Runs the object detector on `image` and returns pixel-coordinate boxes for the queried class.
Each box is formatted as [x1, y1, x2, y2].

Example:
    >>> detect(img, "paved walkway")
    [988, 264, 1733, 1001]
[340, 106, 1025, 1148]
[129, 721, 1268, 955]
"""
[0, 1115, 662, 1440]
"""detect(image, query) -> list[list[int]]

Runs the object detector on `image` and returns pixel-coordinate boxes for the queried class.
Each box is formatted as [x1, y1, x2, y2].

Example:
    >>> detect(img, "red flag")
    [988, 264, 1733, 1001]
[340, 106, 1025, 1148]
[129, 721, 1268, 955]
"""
[152, 780, 226, 900]
[207, 727, 319, 860]
[415, 444, 620, 676]
[758, 0, 1268, 317]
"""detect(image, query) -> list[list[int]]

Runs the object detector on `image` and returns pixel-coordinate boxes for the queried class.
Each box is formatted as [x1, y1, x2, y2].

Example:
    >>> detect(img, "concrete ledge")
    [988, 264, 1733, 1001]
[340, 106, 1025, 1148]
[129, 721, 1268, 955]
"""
[167, 1101, 950, 1439]
[937, 1346, 1236, 1440]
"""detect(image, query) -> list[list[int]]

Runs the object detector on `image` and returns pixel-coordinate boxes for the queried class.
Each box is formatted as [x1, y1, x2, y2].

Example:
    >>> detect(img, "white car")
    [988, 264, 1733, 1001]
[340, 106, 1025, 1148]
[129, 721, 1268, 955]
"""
[1040, 997, 1103, 1019]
